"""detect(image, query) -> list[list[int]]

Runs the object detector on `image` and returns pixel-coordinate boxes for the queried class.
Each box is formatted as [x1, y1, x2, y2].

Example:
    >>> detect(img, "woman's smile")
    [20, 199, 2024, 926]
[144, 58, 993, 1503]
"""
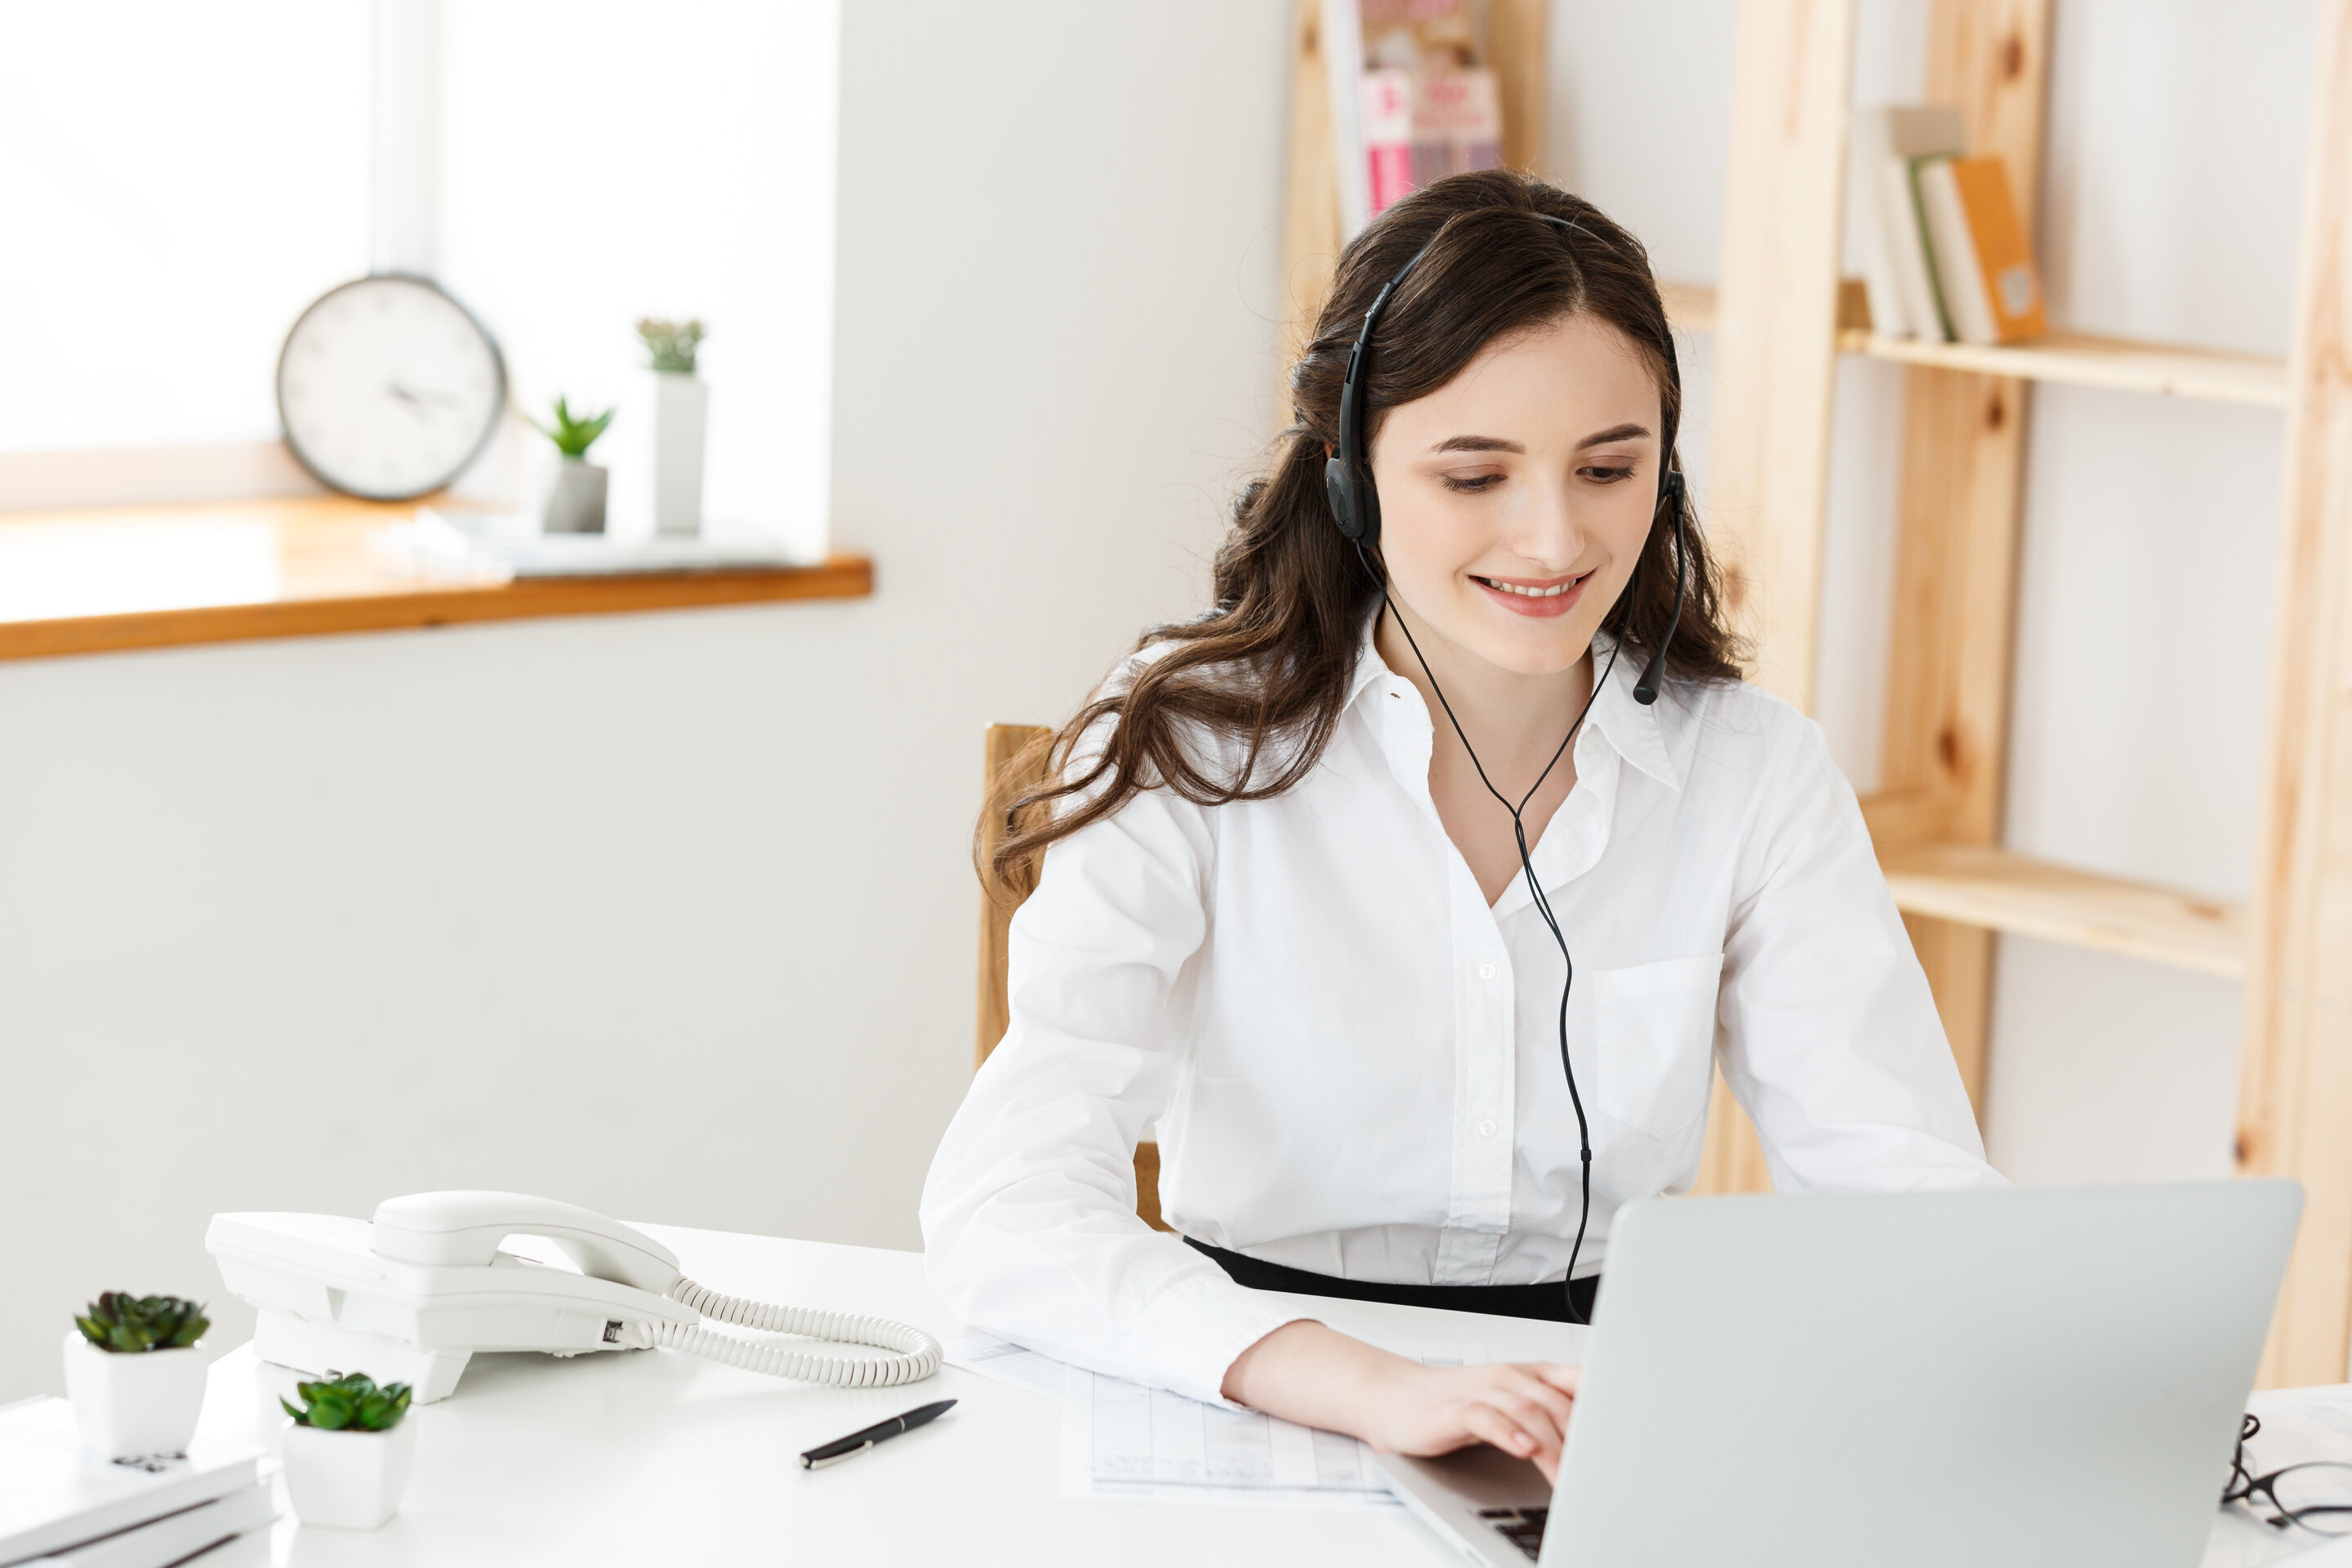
[1471, 570, 1591, 618]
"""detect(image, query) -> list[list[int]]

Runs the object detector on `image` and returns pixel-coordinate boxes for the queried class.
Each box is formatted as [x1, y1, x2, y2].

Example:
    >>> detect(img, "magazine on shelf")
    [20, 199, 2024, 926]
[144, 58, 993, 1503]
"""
[1321, 0, 1505, 237]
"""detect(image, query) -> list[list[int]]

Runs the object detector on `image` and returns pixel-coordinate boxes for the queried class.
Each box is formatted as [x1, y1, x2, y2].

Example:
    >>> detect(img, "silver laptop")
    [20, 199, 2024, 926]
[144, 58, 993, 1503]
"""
[1377, 1181, 2302, 1567]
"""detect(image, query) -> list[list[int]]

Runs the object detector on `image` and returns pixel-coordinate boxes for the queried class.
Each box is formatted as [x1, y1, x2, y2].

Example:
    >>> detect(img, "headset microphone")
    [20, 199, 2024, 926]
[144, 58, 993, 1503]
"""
[1631, 469, 1688, 706]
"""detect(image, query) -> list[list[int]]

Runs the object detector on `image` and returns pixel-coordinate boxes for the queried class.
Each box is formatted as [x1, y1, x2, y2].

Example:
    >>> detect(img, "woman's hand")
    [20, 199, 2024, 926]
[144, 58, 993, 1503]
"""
[1221, 1320, 1584, 1481]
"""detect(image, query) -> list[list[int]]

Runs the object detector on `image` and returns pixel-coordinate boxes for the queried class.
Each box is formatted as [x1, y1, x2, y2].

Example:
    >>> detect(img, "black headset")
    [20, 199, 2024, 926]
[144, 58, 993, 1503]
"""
[1325, 212, 1690, 703]
[1321, 208, 1690, 1323]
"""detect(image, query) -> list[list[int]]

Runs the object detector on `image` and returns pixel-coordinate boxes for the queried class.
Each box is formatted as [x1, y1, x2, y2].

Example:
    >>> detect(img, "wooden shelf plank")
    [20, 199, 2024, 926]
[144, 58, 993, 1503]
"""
[1876, 841, 2247, 979]
[1840, 327, 2288, 408]
[1657, 281, 2287, 408]
[0, 496, 870, 662]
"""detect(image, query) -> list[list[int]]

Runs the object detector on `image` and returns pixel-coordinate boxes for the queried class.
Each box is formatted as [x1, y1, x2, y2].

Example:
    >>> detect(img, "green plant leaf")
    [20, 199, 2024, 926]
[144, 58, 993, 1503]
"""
[76, 1293, 208, 1352]
[283, 1370, 408, 1430]
[306, 1387, 356, 1430]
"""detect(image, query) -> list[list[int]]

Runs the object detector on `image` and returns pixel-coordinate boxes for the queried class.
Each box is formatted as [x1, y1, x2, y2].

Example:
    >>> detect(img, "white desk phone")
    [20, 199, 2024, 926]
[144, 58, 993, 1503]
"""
[203, 1192, 942, 1402]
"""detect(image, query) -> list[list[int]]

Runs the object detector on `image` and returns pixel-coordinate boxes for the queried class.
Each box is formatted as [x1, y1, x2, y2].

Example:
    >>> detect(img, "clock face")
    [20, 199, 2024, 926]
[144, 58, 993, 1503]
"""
[277, 275, 506, 501]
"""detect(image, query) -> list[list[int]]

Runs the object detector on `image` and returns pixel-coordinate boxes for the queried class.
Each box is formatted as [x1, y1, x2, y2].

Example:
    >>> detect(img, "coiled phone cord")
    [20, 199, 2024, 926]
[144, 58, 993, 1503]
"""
[653, 1276, 944, 1388]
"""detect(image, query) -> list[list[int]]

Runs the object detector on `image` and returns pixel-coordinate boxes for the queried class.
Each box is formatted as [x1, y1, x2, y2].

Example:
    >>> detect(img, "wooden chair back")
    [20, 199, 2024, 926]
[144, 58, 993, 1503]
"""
[977, 724, 1168, 1230]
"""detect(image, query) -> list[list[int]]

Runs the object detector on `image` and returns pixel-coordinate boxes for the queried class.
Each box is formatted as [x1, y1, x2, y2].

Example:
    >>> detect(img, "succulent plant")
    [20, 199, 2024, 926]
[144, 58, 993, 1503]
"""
[282, 1370, 412, 1432]
[74, 1293, 209, 1354]
[528, 395, 616, 458]
[636, 317, 705, 375]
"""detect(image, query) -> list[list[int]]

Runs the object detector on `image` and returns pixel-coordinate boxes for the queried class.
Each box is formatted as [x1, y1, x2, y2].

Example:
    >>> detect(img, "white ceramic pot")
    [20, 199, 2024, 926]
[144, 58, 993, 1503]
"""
[610, 370, 708, 539]
[61, 1332, 207, 1459]
[282, 1419, 418, 1530]
[536, 457, 609, 534]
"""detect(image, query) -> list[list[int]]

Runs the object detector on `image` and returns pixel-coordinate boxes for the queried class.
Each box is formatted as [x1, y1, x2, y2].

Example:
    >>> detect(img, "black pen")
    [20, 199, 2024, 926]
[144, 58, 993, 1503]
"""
[799, 1399, 958, 1469]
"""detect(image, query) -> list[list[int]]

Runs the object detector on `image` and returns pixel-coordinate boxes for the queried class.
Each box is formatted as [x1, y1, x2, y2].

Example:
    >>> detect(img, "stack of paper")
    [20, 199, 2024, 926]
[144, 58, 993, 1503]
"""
[947, 1332, 1483, 1511]
[2206, 1387, 2352, 1568]
[0, 1398, 271, 1568]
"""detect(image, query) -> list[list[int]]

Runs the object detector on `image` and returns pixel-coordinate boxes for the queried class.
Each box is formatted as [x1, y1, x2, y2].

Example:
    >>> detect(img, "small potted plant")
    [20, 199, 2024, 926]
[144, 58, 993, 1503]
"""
[63, 1293, 211, 1459]
[614, 318, 709, 538]
[525, 395, 617, 533]
[280, 1371, 416, 1530]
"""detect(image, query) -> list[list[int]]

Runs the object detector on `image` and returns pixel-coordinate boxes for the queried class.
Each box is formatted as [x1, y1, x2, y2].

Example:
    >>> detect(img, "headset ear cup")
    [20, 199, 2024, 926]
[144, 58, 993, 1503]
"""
[1356, 474, 1381, 549]
[1324, 457, 1361, 541]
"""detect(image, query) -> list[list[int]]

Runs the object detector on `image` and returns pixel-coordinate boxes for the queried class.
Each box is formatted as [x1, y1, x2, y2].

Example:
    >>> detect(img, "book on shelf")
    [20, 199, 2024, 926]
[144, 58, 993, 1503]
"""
[1851, 105, 1967, 341]
[0, 1396, 271, 1568]
[1321, 0, 1506, 235]
[1913, 153, 2049, 345]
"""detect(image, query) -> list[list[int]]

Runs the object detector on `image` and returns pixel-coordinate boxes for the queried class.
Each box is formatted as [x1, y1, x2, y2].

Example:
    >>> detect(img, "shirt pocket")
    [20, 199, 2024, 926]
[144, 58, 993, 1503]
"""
[1592, 954, 1725, 1140]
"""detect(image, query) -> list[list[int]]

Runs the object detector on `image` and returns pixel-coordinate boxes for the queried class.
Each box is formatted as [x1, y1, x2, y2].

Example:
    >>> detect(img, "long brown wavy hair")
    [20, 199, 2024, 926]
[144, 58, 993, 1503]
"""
[985, 171, 1744, 898]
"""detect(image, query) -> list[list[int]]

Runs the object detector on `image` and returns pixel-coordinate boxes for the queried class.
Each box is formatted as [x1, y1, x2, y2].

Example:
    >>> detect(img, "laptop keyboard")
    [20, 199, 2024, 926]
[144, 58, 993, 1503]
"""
[1478, 1505, 1548, 1560]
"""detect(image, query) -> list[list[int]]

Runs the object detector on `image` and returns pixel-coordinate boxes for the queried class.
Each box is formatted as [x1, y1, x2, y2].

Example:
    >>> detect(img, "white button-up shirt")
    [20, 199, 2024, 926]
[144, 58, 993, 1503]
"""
[922, 630, 2000, 1407]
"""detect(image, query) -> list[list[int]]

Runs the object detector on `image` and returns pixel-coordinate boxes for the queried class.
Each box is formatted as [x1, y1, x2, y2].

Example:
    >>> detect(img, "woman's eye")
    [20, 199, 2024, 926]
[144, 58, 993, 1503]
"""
[1441, 473, 1504, 492]
[1579, 465, 1635, 484]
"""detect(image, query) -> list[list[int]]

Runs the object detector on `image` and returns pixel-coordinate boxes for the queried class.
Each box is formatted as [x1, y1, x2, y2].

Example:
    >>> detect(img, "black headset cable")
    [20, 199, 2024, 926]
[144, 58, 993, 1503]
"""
[1356, 540, 1617, 1323]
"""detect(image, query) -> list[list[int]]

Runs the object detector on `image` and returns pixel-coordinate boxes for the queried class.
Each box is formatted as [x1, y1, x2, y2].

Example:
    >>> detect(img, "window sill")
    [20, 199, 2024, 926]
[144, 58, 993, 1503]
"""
[0, 496, 871, 662]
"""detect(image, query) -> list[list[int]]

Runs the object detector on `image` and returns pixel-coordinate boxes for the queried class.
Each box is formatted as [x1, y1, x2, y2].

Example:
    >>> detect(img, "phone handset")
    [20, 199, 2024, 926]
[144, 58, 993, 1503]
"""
[373, 1192, 942, 1389]
[374, 1192, 683, 1291]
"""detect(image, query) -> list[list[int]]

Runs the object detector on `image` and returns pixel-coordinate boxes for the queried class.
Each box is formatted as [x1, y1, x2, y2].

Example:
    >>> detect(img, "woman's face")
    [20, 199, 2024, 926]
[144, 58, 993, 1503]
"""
[1366, 313, 1665, 677]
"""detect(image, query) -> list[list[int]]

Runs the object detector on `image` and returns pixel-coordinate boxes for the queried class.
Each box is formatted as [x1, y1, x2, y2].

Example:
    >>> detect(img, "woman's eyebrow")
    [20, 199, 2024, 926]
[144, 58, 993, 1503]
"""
[1428, 424, 1655, 456]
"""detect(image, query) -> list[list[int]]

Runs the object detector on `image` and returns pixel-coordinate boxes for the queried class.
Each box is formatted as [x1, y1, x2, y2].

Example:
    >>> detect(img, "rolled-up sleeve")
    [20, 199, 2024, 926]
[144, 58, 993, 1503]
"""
[1714, 714, 2007, 1194]
[920, 773, 1307, 1407]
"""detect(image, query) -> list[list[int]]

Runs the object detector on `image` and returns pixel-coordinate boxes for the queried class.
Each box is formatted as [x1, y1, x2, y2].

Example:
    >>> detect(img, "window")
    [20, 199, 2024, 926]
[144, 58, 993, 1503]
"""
[0, 2, 372, 452]
[439, 2, 840, 555]
[0, 0, 838, 557]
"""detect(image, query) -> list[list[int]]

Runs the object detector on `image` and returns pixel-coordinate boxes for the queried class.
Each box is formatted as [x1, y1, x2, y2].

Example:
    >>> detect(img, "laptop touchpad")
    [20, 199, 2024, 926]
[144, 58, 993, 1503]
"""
[1400, 1444, 1552, 1508]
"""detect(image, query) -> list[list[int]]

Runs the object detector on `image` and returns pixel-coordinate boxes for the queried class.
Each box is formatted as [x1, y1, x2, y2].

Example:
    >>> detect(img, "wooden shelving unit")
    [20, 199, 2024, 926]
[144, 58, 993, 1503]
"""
[1690, 0, 2352, 1392]
[1283, 0, 2352, 1387]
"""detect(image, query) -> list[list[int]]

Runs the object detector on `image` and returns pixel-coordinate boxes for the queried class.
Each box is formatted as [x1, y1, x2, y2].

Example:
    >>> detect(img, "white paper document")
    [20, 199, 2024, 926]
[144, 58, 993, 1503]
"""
[944, 1334, 1073, 1401]
[947, 1331, 1484, 1509]
[1065, 1340, 1484, 1510]
[2202, 1387, 2352, 1568]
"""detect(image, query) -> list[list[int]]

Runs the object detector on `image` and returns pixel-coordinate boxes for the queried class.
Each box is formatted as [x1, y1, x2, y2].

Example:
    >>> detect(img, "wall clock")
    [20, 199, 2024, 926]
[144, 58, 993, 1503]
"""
[277, 275, 506, 501]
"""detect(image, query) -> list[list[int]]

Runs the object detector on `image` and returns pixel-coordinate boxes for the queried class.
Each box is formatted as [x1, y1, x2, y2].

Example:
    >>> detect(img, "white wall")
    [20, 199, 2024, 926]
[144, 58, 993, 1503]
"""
[0, 0, 1290, 1404]
[1550, 0, 2312, 1187]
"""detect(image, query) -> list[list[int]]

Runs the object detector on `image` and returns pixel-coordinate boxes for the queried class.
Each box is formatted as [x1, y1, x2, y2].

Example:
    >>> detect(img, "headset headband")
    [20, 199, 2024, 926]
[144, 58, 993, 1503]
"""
[1328, 209, 1682, 546]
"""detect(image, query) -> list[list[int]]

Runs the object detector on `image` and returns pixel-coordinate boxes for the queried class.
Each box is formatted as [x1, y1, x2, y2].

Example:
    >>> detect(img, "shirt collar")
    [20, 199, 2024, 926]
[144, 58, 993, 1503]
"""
[1348, 615, 1685, 793]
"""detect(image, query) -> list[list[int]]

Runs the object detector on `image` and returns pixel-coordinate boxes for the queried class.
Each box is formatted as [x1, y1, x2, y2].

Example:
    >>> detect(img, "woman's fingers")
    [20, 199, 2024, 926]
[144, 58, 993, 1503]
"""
[1496, 1367, 1577, 1434]
[1527, 1361, 1583, 1397]
[1462, 1401, 1542, 1463]
[1484, 1388, 1566, 1470]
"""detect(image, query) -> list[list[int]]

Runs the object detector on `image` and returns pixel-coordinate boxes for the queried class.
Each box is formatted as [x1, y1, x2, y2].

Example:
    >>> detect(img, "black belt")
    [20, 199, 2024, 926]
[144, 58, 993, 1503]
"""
[1186, 1238, 1597, 1325]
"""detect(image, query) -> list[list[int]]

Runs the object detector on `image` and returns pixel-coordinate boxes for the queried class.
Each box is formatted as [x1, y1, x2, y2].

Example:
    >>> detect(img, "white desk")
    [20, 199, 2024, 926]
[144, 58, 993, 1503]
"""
[180, 1223, 2352, 1568]
[190, 1223, 1584, 1566]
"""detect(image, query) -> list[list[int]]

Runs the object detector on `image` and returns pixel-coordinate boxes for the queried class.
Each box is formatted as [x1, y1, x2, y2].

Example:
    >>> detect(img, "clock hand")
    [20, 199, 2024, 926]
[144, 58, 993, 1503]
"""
[389, 380, 463, 410]
[383, 382, 447, 428]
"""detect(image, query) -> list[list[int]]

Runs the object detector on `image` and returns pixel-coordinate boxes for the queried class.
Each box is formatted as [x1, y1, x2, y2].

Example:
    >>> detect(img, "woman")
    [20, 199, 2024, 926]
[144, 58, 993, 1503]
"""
[923, 171, 1999, 1481]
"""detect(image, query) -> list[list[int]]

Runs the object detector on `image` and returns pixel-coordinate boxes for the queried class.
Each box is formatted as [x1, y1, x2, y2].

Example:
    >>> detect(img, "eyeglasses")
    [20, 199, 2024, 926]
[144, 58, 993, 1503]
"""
[2224, 1414, 2352, 1535]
